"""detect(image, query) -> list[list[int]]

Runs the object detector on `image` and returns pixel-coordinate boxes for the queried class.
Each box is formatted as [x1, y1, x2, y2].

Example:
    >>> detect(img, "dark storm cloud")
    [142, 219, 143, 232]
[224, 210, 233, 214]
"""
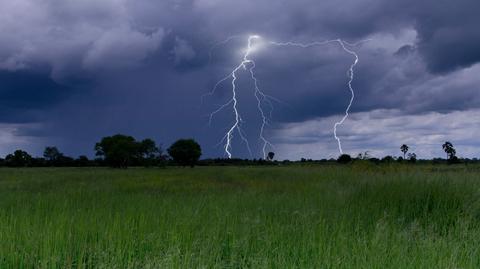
[0, 71, 70, 123]
[405, 0, 480, 73]
[0, 0, 479, 158]
[193, 0, 480, 73]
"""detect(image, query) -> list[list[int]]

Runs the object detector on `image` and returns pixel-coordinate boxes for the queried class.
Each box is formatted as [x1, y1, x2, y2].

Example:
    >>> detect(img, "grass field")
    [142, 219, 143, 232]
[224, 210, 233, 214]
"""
[1, 164, 480, 268]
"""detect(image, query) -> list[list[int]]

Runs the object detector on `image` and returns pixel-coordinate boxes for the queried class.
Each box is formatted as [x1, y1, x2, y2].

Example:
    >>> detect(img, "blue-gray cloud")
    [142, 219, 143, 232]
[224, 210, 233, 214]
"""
[0, 0, 479, 158]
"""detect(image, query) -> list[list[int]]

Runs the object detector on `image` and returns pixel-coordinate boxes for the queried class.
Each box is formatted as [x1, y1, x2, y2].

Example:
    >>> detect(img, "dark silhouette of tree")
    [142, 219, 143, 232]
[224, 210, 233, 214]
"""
[267, 152, 275, 161]
[442, 141, 456, 160]
[139, 139, 158, 157]
[75, 155, 90, 167]
[43, 146, 64, 166]
[5, 150, 32, 167]
[95, 134, 140, 168]
[337, 154, 352, 164]
[167, 139, 202, 167]
[357, 151, 370, 160]
[381, 156, 394, 163]
[139, 138, 160, 167]
[400, 144, 409, 159]
[408, 153, 417, 163]
[44, 146, 61, 161]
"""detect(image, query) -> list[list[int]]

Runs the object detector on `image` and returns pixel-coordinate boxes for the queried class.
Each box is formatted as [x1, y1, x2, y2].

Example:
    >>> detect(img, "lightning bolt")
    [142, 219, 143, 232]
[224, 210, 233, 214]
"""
[269, 39, 365, 154]
[206, 35, 368, 158]
[207, 35, 273, 159]
[333, 42, 358, 155]
[249, 59, 275, 159]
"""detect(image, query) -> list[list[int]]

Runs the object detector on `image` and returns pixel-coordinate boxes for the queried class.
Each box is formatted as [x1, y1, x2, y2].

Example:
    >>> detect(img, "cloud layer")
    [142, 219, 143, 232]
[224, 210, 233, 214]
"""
[273, 109, 480, 160]
[0, 0, 479, 159]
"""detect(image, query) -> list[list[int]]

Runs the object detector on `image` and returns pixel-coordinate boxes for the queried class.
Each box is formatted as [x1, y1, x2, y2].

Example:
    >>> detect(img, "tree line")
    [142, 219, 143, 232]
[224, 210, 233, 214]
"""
[0, 135, 202, 168]
[0, 135, 474, 168]
[336, 141, 464, 164]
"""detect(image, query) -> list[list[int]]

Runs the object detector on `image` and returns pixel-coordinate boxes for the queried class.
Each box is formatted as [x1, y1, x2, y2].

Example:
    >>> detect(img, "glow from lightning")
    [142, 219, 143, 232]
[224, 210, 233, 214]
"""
[208, 35, 242, 65]
[207, 35, 368, 158]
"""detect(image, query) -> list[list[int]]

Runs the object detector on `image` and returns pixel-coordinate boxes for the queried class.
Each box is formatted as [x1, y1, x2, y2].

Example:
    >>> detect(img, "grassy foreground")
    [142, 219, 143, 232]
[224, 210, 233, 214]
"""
[1, 164, 480, 268]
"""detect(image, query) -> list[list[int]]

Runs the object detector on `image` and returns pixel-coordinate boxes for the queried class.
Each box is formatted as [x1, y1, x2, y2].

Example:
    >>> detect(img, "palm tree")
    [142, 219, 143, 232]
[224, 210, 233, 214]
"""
[400, 144, 409, 159]
[442, 141, 456, 160]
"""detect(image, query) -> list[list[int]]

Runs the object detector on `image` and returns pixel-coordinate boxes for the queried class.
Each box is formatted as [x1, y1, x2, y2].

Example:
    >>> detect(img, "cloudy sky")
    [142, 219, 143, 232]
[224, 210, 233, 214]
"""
[0, 0, 479, 160]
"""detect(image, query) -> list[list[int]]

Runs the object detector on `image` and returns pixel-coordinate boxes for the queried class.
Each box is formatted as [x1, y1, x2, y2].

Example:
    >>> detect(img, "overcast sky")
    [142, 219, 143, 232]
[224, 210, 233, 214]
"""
[0, 0, 479, 160]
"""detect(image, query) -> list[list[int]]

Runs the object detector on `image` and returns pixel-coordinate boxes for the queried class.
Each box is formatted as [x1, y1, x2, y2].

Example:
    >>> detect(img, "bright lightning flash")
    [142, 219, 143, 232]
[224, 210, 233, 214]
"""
[207, 35, 275, 159]
[207, 35, 367, 158]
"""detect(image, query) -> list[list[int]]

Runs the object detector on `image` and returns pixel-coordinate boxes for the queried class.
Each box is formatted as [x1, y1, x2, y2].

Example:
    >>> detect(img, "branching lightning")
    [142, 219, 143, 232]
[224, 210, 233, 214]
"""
[269, 39, 365, 154]
[207, 35, 272, 159]
[249, 58, 275, 159]
[206, 35, 368, 158]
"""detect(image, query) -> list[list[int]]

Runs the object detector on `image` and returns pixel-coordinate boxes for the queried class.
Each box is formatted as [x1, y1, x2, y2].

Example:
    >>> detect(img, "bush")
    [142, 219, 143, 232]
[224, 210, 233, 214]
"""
[5, 150, 33, 167]
[337, 154, 352, 164]
[168, 139, 202, 167]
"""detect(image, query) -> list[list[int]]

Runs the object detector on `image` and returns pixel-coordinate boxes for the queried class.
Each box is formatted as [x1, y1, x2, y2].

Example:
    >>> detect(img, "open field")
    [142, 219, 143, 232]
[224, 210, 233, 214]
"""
[1, 164, 480, 268]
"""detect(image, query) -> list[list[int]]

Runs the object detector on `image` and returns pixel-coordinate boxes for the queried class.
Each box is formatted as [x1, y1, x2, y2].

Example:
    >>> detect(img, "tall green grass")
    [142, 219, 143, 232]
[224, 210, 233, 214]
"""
[1, 164, 480, 268]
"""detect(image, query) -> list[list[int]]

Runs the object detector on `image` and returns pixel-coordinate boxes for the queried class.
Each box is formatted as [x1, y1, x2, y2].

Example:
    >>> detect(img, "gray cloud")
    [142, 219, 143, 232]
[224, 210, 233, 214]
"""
[0, 0, 479, 159]
[0, 0, 164, 81]
[0, 123, 46, 156]
[83, 27, 163, 71]
[273, 109, 480, 160]
[172, 37, 196, 66]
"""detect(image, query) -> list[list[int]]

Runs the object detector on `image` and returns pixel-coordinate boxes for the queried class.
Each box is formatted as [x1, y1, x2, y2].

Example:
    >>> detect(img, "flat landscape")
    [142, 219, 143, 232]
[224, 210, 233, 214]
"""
[1, 164, 480, 268]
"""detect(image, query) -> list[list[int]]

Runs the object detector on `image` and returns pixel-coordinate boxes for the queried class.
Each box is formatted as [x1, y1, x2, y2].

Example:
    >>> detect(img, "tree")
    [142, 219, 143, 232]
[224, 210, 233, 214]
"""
[95, 134, 140, 168]
[407, 153, 417, 163]
[5, 150, 32, 167]
[43, 146, 64, 166]
[381, 156, 394, 163]
[442, 141, 456, 160]
[167, 139, 202, 167]
[357, 151, 370, 160]
[75, 155, 90, 167]
[139, 139, 158, 158]
[400, 144, 409, 159]
[337, 154, 352, 164]
[267, 152, 275, 161]
[139, 138, 160, 167]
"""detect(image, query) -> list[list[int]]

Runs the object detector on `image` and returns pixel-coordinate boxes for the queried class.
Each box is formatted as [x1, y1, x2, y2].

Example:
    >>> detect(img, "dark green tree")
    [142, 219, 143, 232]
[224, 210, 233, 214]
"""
[43, 146, 64, 166]
[95, 134, 140, 168]
[442, 141, 456, 160]
[381, 156, 395, 163]
[267, 152, 275, 161]
[400, 144, 409, 159]
[139, 138, 160, 167]
[408, 153, 417, 163]
[75, 155, 90, 167]
[5, 150, 33, 167]
[167, 139, 202, 167]
[337, 154, 352, 164]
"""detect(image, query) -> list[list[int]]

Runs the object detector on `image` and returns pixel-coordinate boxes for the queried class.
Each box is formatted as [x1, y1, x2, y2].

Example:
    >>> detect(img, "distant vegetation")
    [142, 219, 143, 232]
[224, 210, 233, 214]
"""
[167, 139, 202, 167]
[0, 136, 477, 168]
[94, 135, 161, 168]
